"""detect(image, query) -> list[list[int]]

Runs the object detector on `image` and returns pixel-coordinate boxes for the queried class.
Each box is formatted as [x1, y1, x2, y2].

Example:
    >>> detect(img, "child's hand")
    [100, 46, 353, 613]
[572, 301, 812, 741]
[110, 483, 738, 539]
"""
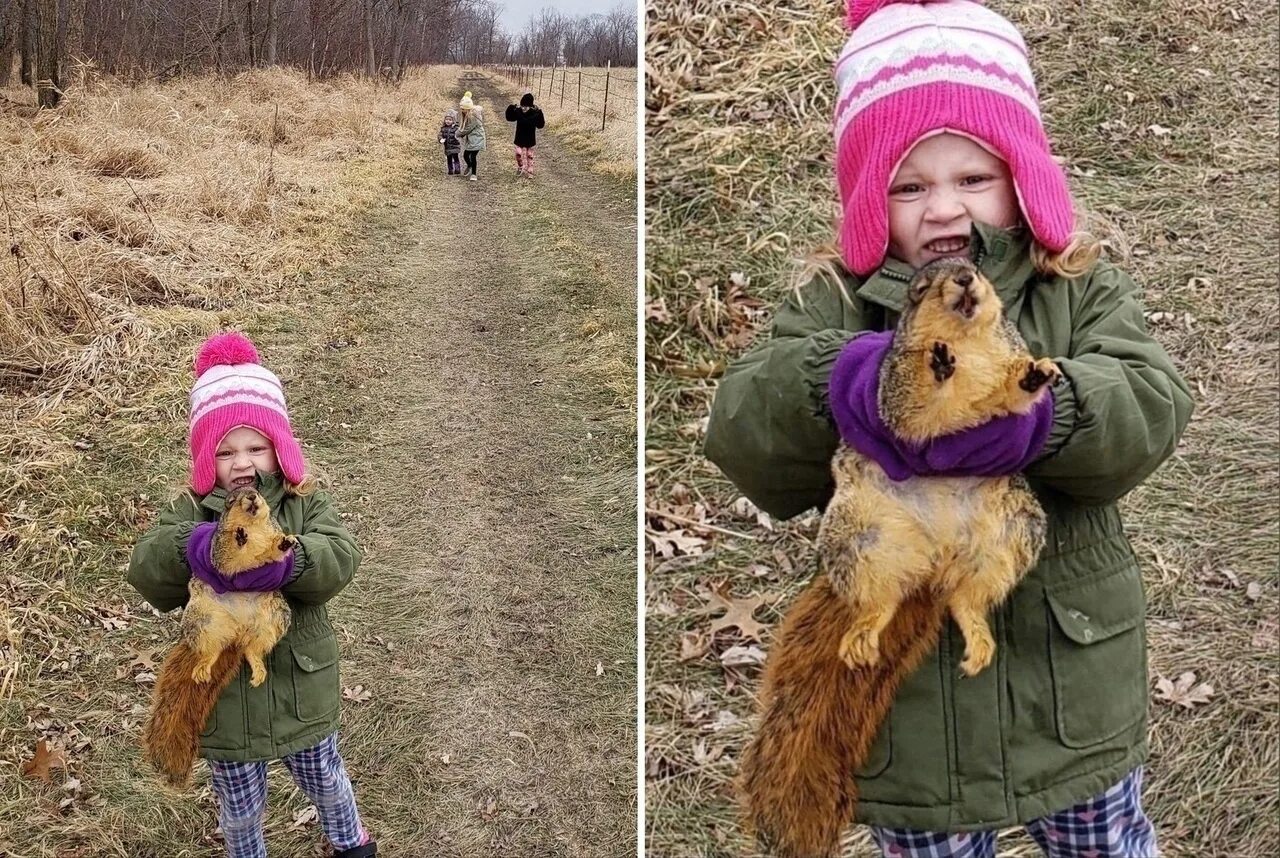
[185, 522, 295, 593]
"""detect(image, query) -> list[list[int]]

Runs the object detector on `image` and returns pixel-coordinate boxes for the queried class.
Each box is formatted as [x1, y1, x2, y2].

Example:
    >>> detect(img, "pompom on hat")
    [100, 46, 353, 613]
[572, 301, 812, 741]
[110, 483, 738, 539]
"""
[834, 0, 1076, 275]
[459, 91, 475, 110]
[188, 331, 305, 494]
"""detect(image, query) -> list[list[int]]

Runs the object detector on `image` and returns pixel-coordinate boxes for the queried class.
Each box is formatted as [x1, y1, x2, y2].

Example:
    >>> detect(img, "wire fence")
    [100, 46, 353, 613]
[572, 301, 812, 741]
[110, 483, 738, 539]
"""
[490, 63, 637, 131]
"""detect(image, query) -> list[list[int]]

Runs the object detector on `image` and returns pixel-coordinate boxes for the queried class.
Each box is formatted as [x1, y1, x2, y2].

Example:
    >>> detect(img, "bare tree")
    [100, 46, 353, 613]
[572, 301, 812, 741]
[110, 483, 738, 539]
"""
[33, 0, 57, 107]
[264, 0, 278, 64]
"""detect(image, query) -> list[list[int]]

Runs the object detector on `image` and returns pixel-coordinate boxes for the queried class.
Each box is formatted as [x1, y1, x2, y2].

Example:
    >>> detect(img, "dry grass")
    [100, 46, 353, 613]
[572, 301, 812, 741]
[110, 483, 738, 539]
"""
[492, 65, 638, 180]
[0, 63, 461, 855]
[644, 1, 1278, 856]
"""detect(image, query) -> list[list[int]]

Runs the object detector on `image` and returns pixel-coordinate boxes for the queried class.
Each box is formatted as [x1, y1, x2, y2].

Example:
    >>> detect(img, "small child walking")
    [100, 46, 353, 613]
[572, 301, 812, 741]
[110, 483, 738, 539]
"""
[439, 108, 461, 175]
[504, 92, 546, 178]
[457, 91, 486, 181]
[129, 332, 377, 858]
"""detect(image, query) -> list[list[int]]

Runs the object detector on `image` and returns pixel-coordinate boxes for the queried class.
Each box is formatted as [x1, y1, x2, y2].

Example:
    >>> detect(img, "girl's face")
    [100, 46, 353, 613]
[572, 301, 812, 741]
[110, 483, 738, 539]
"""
[215, 426, 279, 491]
[886, 133, 1020, 269]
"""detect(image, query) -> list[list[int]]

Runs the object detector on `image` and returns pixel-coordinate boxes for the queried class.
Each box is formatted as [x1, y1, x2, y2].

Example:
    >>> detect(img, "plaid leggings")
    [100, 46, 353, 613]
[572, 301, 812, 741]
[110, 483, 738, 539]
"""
[515, 145, 536, 175]
[209, 733, 369, 858]
[871, 768, 1159, 858]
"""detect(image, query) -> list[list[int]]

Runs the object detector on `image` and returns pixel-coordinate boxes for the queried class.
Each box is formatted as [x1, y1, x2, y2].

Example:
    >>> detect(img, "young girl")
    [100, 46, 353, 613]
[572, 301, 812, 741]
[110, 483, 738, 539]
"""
[128, 332, 377, 858]
[457, 91, 486, 182]
[705, 1, 1194, 856]
[504, 92, 546, 178]
[440, 108, 461, 175]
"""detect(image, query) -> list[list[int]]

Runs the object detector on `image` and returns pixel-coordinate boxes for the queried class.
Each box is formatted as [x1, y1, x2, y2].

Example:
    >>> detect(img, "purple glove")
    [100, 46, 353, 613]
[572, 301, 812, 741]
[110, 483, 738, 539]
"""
[185, 522, 296, 594]
[828, 330, 1055, 481]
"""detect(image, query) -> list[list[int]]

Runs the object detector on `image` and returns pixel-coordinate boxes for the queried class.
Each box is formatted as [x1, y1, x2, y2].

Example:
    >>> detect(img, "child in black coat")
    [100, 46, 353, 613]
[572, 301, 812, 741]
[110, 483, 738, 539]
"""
[439, 109, 461, 176]
[504, 93, 546, 178]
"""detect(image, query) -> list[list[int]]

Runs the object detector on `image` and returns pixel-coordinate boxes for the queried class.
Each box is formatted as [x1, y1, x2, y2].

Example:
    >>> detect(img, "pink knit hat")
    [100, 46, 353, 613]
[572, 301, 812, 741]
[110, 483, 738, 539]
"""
[835, 0, 1075, 276]
[188, 332, 305, 494]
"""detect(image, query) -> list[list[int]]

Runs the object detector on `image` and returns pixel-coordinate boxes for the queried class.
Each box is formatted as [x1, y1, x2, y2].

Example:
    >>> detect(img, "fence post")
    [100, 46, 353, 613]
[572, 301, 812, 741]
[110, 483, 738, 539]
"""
[577, 71, 582, 113]
[539, 66, 544, 98]
[601, 60, 611, 131]
[560, 64, 565, 108]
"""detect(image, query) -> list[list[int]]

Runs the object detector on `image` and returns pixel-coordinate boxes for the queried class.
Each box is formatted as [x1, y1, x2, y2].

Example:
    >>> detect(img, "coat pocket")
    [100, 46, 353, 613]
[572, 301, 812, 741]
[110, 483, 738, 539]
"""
[1046, 564, 1148, 749]
[290, 634, 340, 723]
[201, 669, 247, 749]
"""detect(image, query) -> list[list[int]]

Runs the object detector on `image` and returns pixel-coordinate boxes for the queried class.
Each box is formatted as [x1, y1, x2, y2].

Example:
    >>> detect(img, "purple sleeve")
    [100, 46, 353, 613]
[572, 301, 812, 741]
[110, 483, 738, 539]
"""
[184, 521, 295, 593]
[828, 331, 1055, 479]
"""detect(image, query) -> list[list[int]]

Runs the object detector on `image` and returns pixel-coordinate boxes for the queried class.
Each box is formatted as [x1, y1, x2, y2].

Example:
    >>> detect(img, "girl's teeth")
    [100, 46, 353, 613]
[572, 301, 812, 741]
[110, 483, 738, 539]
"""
[928, 238, 967, 252]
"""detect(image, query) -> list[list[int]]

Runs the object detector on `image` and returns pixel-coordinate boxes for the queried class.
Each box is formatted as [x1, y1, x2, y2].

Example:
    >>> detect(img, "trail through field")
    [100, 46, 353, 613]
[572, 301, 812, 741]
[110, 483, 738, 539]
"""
[307, 75, 637, 856]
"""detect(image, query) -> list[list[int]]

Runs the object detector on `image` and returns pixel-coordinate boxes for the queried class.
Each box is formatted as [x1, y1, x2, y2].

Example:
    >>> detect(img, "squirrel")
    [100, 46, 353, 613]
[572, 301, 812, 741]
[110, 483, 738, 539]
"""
[739, 258, 1055, 858]
[143, 487, 294, 787]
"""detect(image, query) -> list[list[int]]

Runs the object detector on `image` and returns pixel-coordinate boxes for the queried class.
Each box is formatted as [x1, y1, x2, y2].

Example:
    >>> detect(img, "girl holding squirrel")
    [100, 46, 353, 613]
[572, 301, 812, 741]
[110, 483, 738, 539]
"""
[706, 1, 1193, 856]
[457, 90, 487, 181]
[128, 332, 376, 858]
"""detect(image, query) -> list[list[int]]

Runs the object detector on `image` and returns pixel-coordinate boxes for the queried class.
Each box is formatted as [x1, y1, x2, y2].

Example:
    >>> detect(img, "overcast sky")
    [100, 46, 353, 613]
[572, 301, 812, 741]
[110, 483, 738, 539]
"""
[499, 1, 632, 34]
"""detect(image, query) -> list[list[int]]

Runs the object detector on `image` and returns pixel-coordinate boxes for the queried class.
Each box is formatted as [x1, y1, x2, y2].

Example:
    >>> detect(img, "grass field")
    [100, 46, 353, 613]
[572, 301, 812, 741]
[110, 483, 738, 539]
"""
[644, 1, 1279, 855]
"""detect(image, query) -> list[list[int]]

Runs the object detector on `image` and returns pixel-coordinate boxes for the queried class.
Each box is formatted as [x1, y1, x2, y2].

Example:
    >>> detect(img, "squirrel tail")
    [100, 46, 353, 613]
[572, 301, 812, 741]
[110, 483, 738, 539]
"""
[142, 643, 241, 788]
[739, 578, 948, 858]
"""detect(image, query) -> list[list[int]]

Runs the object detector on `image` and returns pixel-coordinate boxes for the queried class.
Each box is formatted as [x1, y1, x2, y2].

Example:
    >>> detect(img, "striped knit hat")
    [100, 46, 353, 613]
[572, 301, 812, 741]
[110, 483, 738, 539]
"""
[834, 0, 1075, 275]
[188, 332, 305, 494]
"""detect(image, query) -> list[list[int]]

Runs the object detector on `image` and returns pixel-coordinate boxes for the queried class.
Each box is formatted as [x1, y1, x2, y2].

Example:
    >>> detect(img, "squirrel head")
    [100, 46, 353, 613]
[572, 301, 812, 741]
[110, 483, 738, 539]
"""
[905, 257, 1001, 328]
[224, 487, 269, 524]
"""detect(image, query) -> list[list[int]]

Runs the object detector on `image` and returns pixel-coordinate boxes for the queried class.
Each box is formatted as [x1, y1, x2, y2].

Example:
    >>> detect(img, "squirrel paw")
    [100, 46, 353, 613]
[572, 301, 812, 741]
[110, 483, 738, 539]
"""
[839, 628, 882, 670]
[1019, 358, 1061, 393]
[190, 663, 214, 683]
[958, 636, 995, 677]
[930, 341, 956, 382]
[248, 664, 267, 687]
[278, 534, 298, 552]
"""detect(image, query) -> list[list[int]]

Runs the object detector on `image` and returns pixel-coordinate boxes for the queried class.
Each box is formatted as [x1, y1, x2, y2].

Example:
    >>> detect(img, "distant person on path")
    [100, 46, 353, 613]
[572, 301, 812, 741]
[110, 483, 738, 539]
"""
[457, 91, 486, 182]
[439, 108, 462, 176]
[505, 92, 546, 178]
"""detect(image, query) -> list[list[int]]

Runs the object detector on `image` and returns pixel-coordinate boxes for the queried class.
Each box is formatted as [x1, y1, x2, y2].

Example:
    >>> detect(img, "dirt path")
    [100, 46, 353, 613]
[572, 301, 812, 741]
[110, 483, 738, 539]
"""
[294, 76, 637, 856]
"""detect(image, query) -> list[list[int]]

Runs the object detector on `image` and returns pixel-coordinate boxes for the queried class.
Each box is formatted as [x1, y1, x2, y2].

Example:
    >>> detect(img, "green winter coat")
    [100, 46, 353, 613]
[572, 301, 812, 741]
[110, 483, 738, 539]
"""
[458, 110, 487, 152]
[127, 471, 361, 762]
[705, 221, 1194, 831]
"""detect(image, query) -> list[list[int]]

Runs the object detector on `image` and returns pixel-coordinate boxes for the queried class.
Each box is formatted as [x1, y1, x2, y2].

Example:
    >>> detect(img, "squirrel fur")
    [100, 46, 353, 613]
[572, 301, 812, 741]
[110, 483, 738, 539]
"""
[740, 258, 1055, 857]
[143, 487, 294, 787]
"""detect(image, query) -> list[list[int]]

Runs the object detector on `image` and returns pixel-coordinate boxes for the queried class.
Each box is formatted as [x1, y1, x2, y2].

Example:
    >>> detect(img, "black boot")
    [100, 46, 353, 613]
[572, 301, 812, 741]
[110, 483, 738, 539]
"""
[334, 842, 377, 858]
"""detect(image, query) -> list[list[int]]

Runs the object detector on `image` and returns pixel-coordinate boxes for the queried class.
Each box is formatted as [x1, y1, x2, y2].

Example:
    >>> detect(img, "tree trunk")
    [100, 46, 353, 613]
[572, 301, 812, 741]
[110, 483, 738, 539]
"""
[66, 0, 85, 62]
[243, 0, 256, 67]
[362, 0, 375, 77]
[265, 0, 278, 65]
[0, 1, 17, 86]
[34, 0, 58, 107]
[20, 0, 34, 86]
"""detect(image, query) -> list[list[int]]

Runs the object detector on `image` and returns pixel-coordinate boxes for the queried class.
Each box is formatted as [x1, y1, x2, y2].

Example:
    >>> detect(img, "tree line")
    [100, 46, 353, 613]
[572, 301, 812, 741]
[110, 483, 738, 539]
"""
[0, 0, 637, 107]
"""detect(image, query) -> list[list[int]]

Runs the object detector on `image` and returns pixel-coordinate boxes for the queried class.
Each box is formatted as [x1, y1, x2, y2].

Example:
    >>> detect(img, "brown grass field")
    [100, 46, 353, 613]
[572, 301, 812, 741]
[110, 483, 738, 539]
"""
[644, 1, 1278, 856]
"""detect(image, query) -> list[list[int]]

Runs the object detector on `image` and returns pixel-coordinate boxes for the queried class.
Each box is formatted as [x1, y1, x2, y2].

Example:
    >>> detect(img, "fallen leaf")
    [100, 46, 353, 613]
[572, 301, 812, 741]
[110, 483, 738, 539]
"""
[21, 740, 68, 783]
[1246, 582, 1263, 601]
[134, 671, 156, 685]
[679, 631, 709, 662]
[1251, 619, 1278, 650]
[701, 583, 769, 641]
[595, 661, 605, 676]
[646, 528, 707, 559]
[646, 298, 671, 323]
[1148, 123, 1173, 136]
[720, 645, 768, 667]
[290, 805, 318, 829]
[129, 647, 160, 670]
[440, 753, 451, 764]
[342, 685, 372, 704]
[1154, 672, 1214, 709]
